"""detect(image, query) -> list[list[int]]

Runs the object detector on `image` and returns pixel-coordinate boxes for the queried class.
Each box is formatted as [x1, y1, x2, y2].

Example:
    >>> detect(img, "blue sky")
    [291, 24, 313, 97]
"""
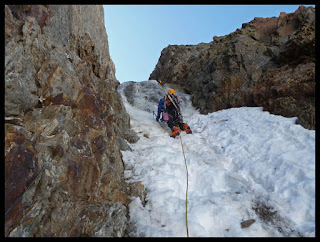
[103, 5, 315, 83]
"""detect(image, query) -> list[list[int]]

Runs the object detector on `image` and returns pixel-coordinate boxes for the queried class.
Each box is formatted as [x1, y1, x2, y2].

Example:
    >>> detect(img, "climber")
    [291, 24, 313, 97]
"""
[156, 89, 192, 138]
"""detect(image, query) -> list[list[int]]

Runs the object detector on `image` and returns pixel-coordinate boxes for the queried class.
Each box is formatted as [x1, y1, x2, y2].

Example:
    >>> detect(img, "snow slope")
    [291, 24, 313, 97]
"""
[118, 80, 315, 237]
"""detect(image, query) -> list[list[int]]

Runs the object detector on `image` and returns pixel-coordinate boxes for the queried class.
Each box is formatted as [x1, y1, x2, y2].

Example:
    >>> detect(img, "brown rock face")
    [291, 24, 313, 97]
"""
[5, 5, 141, 237]
[149, 6, 315, 130]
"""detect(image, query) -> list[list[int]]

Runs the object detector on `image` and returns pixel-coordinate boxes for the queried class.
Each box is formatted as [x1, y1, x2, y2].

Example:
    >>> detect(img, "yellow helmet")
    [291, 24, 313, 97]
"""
[168, 89, 175, 95]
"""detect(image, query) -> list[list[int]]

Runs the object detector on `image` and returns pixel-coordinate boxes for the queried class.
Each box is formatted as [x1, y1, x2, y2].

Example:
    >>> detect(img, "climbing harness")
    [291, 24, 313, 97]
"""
[156, 79, 189, 237]
[5, 166, 45, 217]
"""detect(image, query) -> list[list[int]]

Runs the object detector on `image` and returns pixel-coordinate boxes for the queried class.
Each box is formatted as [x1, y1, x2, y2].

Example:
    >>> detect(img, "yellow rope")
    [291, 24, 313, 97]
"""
[179, 134, 189, 237]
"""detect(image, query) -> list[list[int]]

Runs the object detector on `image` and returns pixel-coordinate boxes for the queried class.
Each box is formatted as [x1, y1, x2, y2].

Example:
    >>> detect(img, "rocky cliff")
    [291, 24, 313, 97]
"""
[5, 5, 142, 237]
[149, 6, 315, 130]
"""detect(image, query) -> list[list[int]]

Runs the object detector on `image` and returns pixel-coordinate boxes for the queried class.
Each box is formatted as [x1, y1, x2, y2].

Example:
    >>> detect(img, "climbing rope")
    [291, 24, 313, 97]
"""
[5, 166, 45, 217]
[179, 134, 189, 237]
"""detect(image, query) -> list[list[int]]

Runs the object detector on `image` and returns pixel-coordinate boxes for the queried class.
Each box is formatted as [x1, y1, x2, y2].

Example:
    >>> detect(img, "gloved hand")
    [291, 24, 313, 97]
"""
[156, 116, 160, 122]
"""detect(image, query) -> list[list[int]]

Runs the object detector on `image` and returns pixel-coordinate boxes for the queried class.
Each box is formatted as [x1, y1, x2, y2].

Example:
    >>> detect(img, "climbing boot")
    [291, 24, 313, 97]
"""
[183, 123, 192, 134]
[170, 126, 181, 138]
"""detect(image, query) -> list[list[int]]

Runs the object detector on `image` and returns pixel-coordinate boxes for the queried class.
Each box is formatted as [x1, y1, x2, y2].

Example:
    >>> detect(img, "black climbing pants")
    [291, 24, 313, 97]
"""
[167, 109, 185, 131]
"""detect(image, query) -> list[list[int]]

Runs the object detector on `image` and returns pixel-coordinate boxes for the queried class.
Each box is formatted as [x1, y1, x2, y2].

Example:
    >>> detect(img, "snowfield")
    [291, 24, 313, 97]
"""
[117, 80, 315, 237]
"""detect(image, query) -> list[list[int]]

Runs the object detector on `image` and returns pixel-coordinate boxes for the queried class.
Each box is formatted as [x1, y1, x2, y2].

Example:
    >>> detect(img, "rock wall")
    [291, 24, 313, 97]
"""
[149, 6, 315, 130]
[5, 5, 142, 237]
